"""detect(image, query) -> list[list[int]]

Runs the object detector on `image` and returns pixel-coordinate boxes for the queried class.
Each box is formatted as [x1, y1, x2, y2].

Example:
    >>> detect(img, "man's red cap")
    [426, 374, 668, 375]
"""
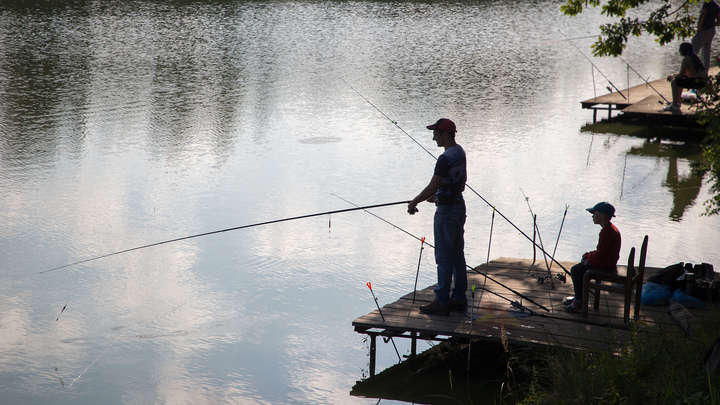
[426, 118, 456, 133]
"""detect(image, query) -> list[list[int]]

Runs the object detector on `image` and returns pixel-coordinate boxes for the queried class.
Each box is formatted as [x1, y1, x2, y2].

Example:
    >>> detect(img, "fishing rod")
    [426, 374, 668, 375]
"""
[548, 204, 570, 282]
[478, 207, 495, 304]
[41, 201, 410, 274]
[618, 55, 670, 104]
[342, 81, 569, 275]
[470, 286, 631, 330]
[520, 189, 554, 288]
[331, 194, 551, 312]
[412, 237, 426, 304]
[534, 34, 598, 46]
[560, 31, 627, 100]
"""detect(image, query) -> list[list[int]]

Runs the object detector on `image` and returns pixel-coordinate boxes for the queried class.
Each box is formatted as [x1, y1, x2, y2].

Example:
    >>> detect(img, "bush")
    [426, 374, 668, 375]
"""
[514, 307, 720, 404]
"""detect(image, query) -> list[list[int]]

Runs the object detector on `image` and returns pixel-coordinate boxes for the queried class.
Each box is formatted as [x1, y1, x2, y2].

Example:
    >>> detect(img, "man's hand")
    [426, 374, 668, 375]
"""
[408, 202, 418, 215]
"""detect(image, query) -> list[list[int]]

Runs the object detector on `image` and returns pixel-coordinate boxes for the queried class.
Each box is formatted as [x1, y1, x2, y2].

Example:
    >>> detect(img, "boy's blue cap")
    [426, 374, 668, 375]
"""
[587, 202, 616, 217]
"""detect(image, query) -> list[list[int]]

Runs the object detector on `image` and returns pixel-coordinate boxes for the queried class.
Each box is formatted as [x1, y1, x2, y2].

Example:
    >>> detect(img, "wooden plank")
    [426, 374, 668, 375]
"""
[354, 308, 632, 351]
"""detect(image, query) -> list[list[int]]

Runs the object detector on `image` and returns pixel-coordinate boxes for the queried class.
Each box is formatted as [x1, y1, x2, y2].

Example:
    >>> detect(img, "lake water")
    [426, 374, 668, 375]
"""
[1, 1, 719, 404]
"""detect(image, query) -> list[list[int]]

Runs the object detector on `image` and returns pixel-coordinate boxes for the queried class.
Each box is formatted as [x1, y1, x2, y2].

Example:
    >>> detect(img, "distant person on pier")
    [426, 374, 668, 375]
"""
[408, 118, 468, 316]
[663, 42, 707, 112]
[564, 202, 621, 312]
[692, 0, 720, 71]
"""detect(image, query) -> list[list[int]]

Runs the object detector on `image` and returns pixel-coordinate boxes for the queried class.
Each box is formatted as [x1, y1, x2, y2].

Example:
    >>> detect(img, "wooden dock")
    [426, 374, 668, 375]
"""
[352, 257, 716, 377]
[581, 67, 719, 124]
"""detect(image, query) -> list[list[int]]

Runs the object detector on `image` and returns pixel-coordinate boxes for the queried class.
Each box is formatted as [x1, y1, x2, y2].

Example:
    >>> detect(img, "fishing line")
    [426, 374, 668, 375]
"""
[41, 201, 410, 274]
[620, 153, 628, 200]
[342, 79, 435, 160]
[67, 329, 126, 389]
[331, 194, 550, 312]
[560, 31, 627, 100]
[342, 81, 569, 274]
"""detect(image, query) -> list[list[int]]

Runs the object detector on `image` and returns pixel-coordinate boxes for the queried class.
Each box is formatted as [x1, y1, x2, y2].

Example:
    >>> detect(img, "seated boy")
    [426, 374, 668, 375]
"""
[565, 202, 622, 312]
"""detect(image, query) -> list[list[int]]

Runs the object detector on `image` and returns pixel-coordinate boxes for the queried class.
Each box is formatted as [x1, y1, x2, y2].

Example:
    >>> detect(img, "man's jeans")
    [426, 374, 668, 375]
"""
[433, 204, 467, 305]
[693, 27, 715, 74]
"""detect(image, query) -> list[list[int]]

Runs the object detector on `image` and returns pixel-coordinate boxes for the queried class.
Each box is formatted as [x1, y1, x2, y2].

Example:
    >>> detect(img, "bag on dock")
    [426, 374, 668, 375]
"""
[641, 282, 672, 306]
[695, 283, 720, 302]
[669, 289, 705, 309]
[647, 262, 686, 291]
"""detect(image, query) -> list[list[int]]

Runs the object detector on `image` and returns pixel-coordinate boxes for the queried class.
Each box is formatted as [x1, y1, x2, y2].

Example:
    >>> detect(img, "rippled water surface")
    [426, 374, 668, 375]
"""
[1, 1, 719, 404]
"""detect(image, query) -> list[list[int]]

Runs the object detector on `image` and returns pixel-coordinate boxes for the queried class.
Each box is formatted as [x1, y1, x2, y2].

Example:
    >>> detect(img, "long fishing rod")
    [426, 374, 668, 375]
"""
[534, 34, 598, 46]
[342, 80, 568, 274]
[560, 31, 627, 100]
[41, 201, 410, 274]
[331, 194, 550, 312]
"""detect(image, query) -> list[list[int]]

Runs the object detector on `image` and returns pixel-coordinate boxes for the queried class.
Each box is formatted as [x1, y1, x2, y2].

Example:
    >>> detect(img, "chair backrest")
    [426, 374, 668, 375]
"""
[637, 235, 648, 279]
[625, 247, 636, 285]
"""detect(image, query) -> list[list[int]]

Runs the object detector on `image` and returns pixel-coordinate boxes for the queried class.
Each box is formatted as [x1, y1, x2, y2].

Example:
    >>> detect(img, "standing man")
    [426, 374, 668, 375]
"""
[692, 0, 720, 72]
[408, 118, 468, 315]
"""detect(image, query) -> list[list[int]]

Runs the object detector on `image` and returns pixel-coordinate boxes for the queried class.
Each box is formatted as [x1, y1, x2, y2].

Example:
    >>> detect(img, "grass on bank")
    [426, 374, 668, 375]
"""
[512, 305, 720, 405]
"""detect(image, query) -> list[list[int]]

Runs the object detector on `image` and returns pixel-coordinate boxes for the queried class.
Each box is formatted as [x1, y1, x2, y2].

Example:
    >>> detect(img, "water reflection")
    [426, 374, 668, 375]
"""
[582, 122, 707, 221]
[627, 140, 705, 221]
[1, 1, 720, 404]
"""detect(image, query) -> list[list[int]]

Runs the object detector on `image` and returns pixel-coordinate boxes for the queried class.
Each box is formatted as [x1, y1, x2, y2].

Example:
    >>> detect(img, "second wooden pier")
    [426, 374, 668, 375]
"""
[581, 67, 719, 124]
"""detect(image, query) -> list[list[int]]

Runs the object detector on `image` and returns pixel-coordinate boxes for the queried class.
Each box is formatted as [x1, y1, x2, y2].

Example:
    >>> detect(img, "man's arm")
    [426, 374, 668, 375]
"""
[408, 175, 444, 215]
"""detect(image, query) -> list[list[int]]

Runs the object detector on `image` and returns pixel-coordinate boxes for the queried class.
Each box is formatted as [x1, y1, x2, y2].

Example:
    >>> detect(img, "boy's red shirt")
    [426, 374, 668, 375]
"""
[583, 222, 621, 270]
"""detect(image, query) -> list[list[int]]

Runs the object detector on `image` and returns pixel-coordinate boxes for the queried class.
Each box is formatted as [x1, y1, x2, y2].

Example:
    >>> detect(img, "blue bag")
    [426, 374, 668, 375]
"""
[669, 289, 705, 309]
[641, 282, 672, 306]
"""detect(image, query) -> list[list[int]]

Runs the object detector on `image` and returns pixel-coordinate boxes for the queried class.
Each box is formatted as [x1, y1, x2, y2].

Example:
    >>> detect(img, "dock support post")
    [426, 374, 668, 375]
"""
[411, 332, 417, 359]
[369, 334, 377, 377]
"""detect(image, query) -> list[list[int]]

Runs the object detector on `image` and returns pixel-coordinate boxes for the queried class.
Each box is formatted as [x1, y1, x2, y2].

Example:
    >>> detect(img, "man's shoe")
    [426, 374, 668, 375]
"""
[562, 296, 575, 306]
[419, 299, 450, 315]
[663, 104, 680, 111]
[448, 299, 467, 312]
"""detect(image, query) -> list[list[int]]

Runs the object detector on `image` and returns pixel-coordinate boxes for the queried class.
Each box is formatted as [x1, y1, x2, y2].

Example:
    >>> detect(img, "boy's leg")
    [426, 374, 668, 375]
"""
[570, 261, 592, 301]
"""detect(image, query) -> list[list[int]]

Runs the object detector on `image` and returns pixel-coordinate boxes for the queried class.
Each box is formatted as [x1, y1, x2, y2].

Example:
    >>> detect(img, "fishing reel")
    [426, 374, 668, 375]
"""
[556, 272, 567, 284]
[510, 300, 526, 313]
[532, 274, 552, 284]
